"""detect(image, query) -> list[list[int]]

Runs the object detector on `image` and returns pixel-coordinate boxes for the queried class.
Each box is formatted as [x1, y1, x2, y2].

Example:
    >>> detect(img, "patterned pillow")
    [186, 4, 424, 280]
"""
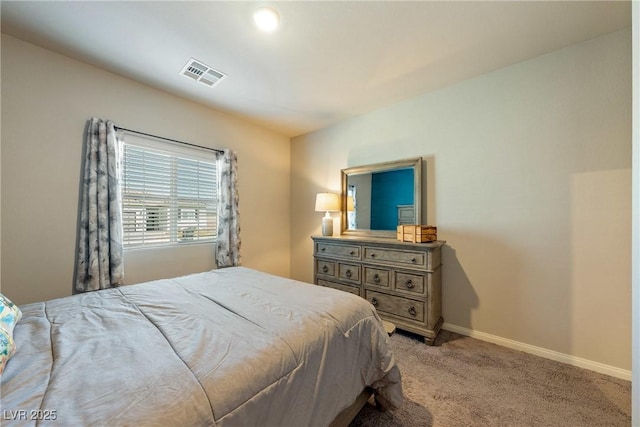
[0, 293, 22, 375]
[0, 328, 17, 375]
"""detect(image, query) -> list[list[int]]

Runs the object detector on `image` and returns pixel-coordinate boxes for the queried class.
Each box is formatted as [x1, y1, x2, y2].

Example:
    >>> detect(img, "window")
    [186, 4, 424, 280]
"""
[121, 134, 218, 248]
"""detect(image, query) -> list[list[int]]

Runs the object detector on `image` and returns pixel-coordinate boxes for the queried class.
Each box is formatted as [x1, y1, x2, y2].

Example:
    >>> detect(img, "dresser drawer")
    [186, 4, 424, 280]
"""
[316, 259, 336, 278]
[316, 242, 361, 260]
[318, 279, 360, 296]
[365, 290, 425, 323]
[338, 263, 360, 283]
[394, 271, 426, 295]
[363, 247, 427, 269]
[363, 266, 391, 289]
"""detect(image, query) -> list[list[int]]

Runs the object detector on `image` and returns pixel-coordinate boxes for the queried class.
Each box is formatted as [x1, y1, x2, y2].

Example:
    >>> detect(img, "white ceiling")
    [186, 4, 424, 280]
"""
[1, 1, 631, 137]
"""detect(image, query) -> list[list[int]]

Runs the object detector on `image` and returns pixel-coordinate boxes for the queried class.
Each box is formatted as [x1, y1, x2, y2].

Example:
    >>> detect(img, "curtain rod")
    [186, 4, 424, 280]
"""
[114, 126, 224, 155]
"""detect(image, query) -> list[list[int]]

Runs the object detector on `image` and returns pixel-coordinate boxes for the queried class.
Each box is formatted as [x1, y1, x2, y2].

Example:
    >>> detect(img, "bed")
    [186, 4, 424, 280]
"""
[1, 267, 402, 426]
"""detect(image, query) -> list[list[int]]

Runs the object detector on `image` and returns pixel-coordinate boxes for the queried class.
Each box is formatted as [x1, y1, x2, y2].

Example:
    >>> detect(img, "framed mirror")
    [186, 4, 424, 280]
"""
[340, 157, 422, 238]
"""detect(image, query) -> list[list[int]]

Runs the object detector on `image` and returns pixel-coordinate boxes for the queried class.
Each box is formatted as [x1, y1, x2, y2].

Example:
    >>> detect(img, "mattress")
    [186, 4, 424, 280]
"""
[1, 267, 402, 426]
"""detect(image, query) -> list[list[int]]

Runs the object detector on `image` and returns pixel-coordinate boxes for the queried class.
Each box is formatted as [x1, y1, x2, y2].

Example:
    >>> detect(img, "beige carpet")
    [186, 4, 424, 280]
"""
[350, 330, 630, 427]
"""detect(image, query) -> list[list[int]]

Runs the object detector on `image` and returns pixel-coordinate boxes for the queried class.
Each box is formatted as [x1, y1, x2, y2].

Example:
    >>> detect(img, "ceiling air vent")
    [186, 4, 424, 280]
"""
[180, 58, 227, 88]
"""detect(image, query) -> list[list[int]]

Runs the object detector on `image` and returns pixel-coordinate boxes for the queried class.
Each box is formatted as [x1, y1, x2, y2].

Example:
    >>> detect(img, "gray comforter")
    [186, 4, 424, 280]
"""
[1, 267, 402, 426]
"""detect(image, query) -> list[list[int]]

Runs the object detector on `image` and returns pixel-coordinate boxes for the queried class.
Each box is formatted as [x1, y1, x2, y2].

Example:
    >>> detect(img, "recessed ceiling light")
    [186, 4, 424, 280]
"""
[253, 7, 280, 33]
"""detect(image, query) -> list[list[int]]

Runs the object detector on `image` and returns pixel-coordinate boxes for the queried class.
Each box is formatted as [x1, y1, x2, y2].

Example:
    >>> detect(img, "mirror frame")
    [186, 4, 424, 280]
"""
[340, 157, 422, 238]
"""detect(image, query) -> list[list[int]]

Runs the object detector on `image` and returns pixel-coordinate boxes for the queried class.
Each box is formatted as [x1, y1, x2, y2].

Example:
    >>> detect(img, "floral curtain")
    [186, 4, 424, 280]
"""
[75, 118, 124, 292]
[216, 149, 241, 267]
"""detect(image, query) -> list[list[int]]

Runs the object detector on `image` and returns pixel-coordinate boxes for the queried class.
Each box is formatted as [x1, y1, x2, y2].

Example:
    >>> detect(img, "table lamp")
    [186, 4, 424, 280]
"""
[315, 193, 340, 236]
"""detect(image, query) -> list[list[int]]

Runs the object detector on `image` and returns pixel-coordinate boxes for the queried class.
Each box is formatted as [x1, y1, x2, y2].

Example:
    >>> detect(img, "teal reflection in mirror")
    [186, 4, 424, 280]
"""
[371, 168, 414, 229]
[341, 157, 422, 238]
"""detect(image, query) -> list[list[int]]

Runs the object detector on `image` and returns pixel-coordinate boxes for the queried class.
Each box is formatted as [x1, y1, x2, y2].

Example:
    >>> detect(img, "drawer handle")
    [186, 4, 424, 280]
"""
[405, 279, 415, 289]
[370, 253, 376, 258]
[371, 297, 379, 307]
[408, 306, 417, 317]
[350, 251, 355, 255]
[345, 269, 352, 278]
[321, 247, 326, 252]
[321, 265, 329, 274]
[373, 273, 380, 283]
[411, 257, 417, 263]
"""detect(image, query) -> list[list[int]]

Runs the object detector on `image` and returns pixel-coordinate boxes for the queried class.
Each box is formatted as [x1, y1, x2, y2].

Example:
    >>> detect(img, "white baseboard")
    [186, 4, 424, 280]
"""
[442, 323, 631, 381]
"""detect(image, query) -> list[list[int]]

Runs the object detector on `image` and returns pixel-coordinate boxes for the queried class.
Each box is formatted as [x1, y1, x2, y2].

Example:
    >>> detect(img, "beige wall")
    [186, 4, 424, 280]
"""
[1, 35, 291, 305]
[291, 28, 632, 371]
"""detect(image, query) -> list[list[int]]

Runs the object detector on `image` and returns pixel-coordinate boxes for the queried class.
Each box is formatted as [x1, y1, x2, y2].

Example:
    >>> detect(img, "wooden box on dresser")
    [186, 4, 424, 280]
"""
[312, 235, 445, 345]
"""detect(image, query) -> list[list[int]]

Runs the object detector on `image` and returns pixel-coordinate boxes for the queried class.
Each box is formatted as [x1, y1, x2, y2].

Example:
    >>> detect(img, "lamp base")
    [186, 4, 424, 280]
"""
[321, 216, 334, 236]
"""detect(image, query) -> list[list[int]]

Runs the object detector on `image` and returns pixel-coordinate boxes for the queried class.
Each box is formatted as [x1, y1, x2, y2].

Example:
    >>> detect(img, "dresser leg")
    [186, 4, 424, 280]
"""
[423, 317, 444, 345]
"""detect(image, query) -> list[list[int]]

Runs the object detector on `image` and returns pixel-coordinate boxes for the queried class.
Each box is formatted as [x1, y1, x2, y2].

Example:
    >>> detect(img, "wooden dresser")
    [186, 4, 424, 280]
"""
[312, 235, 445, 345]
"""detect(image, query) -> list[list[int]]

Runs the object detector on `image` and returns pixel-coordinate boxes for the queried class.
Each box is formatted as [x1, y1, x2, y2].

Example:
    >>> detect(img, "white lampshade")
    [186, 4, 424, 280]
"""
[315, 193, 340, 212]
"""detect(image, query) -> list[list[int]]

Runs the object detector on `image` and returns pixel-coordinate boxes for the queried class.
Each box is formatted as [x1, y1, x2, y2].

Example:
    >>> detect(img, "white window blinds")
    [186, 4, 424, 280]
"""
[121, 134, 218, 248]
